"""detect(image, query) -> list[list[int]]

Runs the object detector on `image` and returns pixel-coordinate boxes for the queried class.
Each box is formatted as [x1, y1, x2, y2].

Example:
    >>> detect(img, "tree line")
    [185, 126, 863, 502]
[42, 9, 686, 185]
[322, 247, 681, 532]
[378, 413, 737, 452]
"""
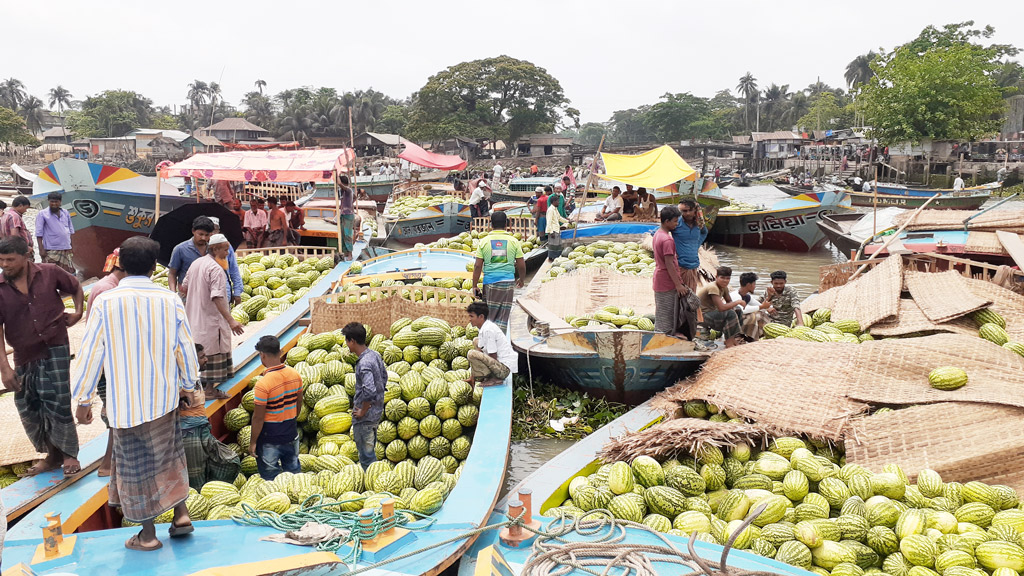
[1, 21, 1021, 151]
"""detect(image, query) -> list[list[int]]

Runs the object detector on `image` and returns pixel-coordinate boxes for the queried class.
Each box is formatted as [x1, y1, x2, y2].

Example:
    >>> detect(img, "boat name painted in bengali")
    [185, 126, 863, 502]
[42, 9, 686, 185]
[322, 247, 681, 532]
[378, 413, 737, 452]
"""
[126, 205, 156, 229]
[744, 210, 831, 234]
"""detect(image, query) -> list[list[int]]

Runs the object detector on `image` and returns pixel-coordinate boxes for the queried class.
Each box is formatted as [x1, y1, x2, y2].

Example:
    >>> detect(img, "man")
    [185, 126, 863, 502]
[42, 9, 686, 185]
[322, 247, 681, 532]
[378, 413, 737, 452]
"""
[551, 185, 567, 218]
[284, 201, 305, 245]
[652, 206, 691, 337]
[526, 186, 542, 212]
[635, 188, 657, 220]
[763, 270, 803, 327]
[533, 187, 549, 241]
[0, 236, 83, 476]
[250, 336, 303, 480]
[0, 196, 32, 245]
[472, 211, 525, 333]
[734, 272, 770, 341]
[87, 249, 128, 477]
[545, 189, 570, 261]
[167, 216, 214, 297]
[671, 199, 707, 340]
[209, 217, 242, 306]
[264, 197, 288, 247]
[180, 343, 240, 490]
[338, 175, 356, 261]
[997, 166, 1008, 184]
[72, 236, 200, 552]
[953, 173, 965, 192]
[466, 301, 517, 386]
[621, 184, 638, 216]
[182, 234, 245, 401]
[35, 192, 76, 275]
[714, 167, 721, 182]
[492, 161, 503, 184]
[468, 179, 488, 218]
[212, 180, 235, 209]
[595, 186, 624, 221]
[861, 179, 872, 193]
[852, 175, 863, 191]
[697, 266, 744, 347]
[530, 162, 539, 176]
[344, 323, 386, 470]
[243, 198, 268, 248]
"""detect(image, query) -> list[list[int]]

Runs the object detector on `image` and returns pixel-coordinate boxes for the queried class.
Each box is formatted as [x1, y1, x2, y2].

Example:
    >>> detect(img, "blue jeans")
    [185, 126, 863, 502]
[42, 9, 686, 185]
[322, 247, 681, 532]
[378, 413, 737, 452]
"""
[256, 437, 300, 480]
[351, 421, 378, 470]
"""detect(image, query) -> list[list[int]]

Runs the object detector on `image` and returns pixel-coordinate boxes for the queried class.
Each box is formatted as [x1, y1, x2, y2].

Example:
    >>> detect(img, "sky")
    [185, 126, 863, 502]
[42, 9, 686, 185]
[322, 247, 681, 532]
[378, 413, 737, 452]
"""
[5, 0, 1023, 125]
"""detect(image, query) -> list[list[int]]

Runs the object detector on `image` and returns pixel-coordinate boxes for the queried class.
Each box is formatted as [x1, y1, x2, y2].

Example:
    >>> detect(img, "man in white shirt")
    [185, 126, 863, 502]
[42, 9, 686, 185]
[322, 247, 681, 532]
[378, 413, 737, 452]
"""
[596, 186, 624, 221]
[465, 301, 516, 387]
[468, 181, 489, 218]
[492, 162, 503, 184]
[953, 174, 964, 192]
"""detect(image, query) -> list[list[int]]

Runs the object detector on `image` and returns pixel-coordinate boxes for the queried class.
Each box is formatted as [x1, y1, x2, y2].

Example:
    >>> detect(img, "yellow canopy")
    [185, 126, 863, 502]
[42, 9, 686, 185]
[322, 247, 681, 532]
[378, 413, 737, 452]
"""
[597, 145, 697, 189]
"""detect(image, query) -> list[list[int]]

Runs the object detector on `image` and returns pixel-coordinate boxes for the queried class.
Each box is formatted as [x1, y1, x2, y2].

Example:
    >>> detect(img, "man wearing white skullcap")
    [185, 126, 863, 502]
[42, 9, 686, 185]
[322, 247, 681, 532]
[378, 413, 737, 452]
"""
[208, 217, 242, 305]
[181, 233, 244, 400]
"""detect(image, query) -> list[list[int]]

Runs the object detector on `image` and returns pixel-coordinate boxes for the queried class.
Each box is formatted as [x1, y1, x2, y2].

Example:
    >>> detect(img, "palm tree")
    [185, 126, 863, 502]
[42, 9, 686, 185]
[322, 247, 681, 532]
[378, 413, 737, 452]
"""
[254, 79, 266, 95]
[207, 82, 222, 127]
[805, 80, 834, 97]
[0, 78, 26, 110]
[783, 92, 811, 128]
[761, 84, 790, 132]
[48, 85, 73, 143]
[186, 80, 208, 129]
[736, 73, 758, 131]
[844, 51, 878, 89]
[20, 96, 45, 135]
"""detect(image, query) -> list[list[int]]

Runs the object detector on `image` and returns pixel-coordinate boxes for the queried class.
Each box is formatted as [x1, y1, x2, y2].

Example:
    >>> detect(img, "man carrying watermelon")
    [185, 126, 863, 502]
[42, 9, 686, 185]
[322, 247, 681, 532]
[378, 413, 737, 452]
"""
[344, 323, 387, 470]
[250, 336, 304, 480]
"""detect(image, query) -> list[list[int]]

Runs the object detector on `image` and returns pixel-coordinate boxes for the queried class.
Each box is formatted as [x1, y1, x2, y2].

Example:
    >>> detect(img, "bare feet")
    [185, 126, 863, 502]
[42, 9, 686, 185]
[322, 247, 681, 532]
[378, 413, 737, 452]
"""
[20, 456, 60, 477]
[479, 378, 503, 387]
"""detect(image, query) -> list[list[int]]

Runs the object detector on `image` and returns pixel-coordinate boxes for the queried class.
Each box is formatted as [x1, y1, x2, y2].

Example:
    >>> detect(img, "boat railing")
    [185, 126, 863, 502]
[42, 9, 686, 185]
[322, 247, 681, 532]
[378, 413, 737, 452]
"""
[472, 215, 539, 240]
[820, 253, 1024, 292]
[235, 246, 340, 260]
[309, 287, 473, 337]
[241, 181, 303, 204]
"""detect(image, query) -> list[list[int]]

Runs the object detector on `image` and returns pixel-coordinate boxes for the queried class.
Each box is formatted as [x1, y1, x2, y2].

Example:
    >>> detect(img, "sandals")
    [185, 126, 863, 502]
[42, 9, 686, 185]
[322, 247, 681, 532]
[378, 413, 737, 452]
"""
[62, 461, 82, 476]
[168, 522, 194, 537]
[125, 532, 163, 552]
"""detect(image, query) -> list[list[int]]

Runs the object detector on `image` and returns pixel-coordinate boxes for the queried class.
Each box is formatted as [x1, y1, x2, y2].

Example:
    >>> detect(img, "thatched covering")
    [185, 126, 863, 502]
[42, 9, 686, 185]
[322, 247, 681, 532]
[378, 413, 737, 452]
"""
[599, 419, 772, 462]
[893, 208, 1024, 233]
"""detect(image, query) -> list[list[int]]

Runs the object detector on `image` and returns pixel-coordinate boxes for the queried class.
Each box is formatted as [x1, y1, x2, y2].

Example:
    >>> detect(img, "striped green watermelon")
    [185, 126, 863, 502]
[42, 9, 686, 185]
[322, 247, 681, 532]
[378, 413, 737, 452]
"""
[406, 435, 429, 460]
[980, 323, 1010, 346]
[631, 455, 664, 488]
[607, 493, 645, 522]
[419, 415, 442, 439]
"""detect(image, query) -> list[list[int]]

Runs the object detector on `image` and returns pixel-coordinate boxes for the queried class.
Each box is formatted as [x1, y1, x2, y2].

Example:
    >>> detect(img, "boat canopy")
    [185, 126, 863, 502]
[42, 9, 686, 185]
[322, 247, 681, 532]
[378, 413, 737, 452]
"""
[33, 157, 180, 197]
[598, 145, 697, 189]
[399, 141, 468, 171]
[159, 148, 356, 182]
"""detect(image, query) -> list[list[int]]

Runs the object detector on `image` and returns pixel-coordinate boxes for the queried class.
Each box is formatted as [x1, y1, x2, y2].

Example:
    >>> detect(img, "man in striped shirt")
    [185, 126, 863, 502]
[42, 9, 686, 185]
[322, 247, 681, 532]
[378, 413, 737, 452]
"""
[72, 236, 201, 552]
[250, 335, 303, 480]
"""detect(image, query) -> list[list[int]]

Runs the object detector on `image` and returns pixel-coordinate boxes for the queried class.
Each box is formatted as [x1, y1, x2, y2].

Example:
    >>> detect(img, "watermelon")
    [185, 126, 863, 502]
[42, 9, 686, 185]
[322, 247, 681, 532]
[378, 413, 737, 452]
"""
[929, 367, 968, 391]
[980, 323, 1010, 346]
[631, 456, 664, 488]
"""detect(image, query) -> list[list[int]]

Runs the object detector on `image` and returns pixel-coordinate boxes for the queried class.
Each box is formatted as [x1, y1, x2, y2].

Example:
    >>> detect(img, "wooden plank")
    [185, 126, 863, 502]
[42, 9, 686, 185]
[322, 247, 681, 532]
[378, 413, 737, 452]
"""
[997, 230, 1024, 270]
[516, 297, 573, 330]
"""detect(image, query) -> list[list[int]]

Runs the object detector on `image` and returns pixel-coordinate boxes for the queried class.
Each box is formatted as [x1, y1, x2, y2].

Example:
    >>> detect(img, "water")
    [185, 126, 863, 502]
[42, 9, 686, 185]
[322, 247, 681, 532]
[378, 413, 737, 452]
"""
[503, 437, 576, 496]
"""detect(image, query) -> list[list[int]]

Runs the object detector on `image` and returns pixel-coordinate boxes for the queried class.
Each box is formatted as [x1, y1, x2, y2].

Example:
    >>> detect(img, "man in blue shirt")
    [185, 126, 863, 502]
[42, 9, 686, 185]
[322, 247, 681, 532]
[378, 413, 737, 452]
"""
[209, 217, 243, 305]
[168, 216, 214, 296]
[670, 198, 707, 340]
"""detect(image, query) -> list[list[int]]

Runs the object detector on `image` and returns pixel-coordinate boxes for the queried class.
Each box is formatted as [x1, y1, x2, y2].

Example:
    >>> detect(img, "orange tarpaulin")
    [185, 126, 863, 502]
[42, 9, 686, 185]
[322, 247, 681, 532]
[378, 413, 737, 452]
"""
[399, 141, 467, 171]
[159, 148, 355, 182]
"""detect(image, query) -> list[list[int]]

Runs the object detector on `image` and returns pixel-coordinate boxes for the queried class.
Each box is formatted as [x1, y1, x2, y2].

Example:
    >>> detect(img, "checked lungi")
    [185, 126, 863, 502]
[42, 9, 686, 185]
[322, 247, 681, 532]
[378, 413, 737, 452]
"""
[653, 286, 700, 341]
[43, 249, 76, 275]
[181, 417, 240, 491]
[340, 214, 355, 255]
[200, 352, 233, 388]
[704, 308, 741, 340]
[14, 344, 79, 458]
[483, 281, 515, 333]
[109, 410, 189, 523]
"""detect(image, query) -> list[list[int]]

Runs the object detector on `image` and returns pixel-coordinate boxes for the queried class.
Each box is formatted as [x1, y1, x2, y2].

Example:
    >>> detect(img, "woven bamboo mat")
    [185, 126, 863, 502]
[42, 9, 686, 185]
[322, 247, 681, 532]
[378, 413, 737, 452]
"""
[965, 232, 1009, 255]
[845, 402, 1024, 493]
[869, 299, 975, 337]
[846, 334, 1024, 409]
[599, 419, 772, 462]
[831, 254, 903, 327]
[904, 270, 990, 323]
[964, 279, 1024, 341]
[0, 397, 106, 467]
[801, 287, 838, 314]
[529, 268, 656, 318]
[894, 209, 1024, 233]
[663, 339, 869, 441]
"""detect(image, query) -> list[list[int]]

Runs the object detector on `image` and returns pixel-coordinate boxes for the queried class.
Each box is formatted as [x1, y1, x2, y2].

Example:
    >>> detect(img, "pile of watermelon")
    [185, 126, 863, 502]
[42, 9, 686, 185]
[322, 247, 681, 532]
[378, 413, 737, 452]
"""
[387, 195, 464, 218]
[417, 230, 539, 257]
[140, 315, 483, 526]
[762, 308, 873, 344]
[561, 304, 656, 331]
[336, 275, 477, 305]
[546, 240, 656, 280]
[550, 423, 1024, 576]
[229, 253, 335, 325]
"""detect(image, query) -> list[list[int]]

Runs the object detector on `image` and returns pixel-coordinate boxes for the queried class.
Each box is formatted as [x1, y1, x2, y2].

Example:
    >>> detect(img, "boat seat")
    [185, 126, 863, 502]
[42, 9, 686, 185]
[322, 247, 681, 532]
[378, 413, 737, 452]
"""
[517, 297, 574, 330]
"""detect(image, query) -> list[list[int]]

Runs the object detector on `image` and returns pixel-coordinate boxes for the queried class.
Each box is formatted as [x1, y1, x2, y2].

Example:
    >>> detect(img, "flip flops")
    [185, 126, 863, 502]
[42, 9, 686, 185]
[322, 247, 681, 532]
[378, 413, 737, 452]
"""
[168, 522, 194, 538]
[125, 532, 163, 552]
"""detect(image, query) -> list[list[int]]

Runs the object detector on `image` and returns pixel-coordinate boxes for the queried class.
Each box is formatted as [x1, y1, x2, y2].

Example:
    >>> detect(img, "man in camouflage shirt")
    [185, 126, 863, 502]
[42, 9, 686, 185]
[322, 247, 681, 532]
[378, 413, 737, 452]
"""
[763, 270, 803, 327]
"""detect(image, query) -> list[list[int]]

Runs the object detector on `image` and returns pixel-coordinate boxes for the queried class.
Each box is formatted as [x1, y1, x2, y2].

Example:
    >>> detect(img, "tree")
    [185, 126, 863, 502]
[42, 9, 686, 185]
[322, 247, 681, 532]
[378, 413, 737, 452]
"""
[48, 85, 73, 143]
[151, 114, 180, 130]
[641, 93, 714, 141]
[254, 79, 266, 95]
[76, 90, 154, 137]
[845, 51, 878, 88]
[19, 96, 46, 135]
[575, 122, 607, 147]
[858, 44, 1005, 144]
[407, 56, 571, 146]
[377, 104, 410, 134]
[0, 106, 38, 151]
[796, 92, 844, 132]
[206, 82, 222, 127]
[736, 72, 758, 130]
[242, 91, 275, 130]
[0, 78, 26, 111]
[760, 84, 791, 131]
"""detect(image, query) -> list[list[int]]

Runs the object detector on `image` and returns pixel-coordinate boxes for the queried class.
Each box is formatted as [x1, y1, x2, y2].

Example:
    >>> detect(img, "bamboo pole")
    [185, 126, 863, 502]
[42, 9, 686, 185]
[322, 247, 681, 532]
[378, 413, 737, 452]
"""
[872, 163, 878, 236]
[848, 193, 940, 281]
[333, 171, 343, 252]
[154, 175, 162, 224]
[572, 134, 605, 243]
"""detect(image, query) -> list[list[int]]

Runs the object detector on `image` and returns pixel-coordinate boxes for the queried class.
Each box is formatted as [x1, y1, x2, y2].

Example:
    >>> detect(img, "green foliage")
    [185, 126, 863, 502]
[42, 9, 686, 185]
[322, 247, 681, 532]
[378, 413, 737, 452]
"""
[151, 114, 180, 130]
[859, 43, 1006, 145]
[376, 104, 410, 134]
[512, 378, 629, 441]
[65, 110, 102, 138]
[643, 92, 716, 141]
[0, 106, 38, 146]
[796, 93, 844, 132]
[406, 55, 571, 145]
[77, 90, 154, 137]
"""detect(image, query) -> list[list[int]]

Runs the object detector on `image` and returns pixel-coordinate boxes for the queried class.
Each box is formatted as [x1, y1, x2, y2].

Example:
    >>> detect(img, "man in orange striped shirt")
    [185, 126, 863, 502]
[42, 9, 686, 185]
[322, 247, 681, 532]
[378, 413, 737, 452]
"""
[249, 335, 303, 480]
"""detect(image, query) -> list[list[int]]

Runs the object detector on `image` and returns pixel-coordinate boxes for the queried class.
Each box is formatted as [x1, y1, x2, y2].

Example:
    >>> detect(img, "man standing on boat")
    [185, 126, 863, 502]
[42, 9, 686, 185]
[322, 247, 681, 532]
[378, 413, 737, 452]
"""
[0, 196, 32, 247]
[35, 192, 76, 276]
[284, 201, 305, 245]
[168, 216, 214, 298]
[208, 218, 243, 306]
[953, 173, 965, 192]
[265, 197, 288, 248]
[533, 187, 549, 241]
[182, 234, 245, 401]
[763, 270, 803, 327]
[472, 211, 525, 333]
[243, 198, 269, 249]
[72, 236, 200, 552]
[337, 175, 356, 261]
[344, 323, 386, 470]
[652, 205, 691, 337]
[670, 199, 706, 340]
[492, 161, 503, 185]
[468, 179, 488, 218]
[0, 236, 84, 477]
[87, 249, 128, 477]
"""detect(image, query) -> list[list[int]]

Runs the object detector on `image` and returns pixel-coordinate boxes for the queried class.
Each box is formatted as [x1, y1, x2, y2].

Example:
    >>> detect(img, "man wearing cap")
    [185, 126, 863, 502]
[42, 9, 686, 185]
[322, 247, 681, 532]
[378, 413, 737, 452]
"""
[87, 249, 128, 477]
[468, 179, 489, 218]
[182, 234, 244, 401]
[168, 216, 214, 296]
[209, 217, 243, 305]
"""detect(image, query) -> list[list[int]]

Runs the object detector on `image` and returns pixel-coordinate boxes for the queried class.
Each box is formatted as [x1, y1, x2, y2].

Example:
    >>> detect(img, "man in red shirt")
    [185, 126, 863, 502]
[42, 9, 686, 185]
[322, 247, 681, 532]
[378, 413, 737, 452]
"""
[0, 196, 32, 246]
[652, 205, 690, 338]
[534, 187, 549, 241]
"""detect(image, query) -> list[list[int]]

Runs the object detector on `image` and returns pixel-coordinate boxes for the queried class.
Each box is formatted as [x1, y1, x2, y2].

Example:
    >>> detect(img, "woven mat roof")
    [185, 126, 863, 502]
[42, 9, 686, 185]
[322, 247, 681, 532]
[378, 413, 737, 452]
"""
[845, 402, 1024, 493]
[599, 419, 772, 462]
[904, 270, 990, 323]
[893, 209, 1024, 233]
[965, 231, 1009, 255]
[0, 397, 106, 467]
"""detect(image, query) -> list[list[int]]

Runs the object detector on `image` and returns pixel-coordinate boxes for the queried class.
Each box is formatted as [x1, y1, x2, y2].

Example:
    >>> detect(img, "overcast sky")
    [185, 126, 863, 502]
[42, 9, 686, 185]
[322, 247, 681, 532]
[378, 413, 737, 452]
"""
[5, 1, 1022, 125]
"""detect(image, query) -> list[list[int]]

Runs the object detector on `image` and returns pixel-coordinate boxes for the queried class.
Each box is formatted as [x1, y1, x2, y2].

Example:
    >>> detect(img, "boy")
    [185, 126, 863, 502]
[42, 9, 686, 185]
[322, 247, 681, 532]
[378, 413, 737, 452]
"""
[652, 205, 689, 337]
[465, 301, 517, 387]
[180, 343, 240, 490]
[250, 336, 303, 480]
[344, 323, 386, 470]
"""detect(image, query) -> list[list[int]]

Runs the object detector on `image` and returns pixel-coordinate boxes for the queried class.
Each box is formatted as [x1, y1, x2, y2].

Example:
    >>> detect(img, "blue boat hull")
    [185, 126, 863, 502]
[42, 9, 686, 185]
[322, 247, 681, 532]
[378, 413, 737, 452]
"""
[386, 202, 473, 245]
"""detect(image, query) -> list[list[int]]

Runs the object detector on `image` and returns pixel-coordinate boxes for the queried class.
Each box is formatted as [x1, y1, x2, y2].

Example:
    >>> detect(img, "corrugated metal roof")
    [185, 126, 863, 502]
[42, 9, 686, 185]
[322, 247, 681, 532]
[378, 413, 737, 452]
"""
[751, 131, 805, 142]
[201, 118, 268, 132]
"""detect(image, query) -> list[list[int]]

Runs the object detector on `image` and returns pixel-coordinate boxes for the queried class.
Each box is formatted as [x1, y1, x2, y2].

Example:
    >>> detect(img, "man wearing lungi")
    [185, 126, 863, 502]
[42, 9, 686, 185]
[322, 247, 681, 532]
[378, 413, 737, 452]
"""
[471, 211, 525, 333]
[34, 192, 77, 275]
[0, 236, 84, 476]
[72, 236, 201, 552]
[182, 234, 245, 401]
[670, 198, 708, 340]
[338, 174, 356, 261]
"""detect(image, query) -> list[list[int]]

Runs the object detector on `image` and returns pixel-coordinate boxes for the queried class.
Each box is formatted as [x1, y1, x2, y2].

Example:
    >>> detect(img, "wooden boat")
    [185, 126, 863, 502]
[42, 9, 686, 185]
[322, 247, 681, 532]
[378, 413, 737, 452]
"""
[341, 246, 479, 285]
[2, 248, 514, 576]
[299, 199, 386, 247]
[459, 401, 810, 576]
[383, 183, 473, 245]
[875, 181, 1001, 197]
[29, 158, 196, 278]
[509, 222, 711, 404]
[774, 183, 818, 196]
[816, 208, 904, 258]
[861, 229, 1019, 266]
[709, 190, 853, 252]
[846, 189, 990, 210]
